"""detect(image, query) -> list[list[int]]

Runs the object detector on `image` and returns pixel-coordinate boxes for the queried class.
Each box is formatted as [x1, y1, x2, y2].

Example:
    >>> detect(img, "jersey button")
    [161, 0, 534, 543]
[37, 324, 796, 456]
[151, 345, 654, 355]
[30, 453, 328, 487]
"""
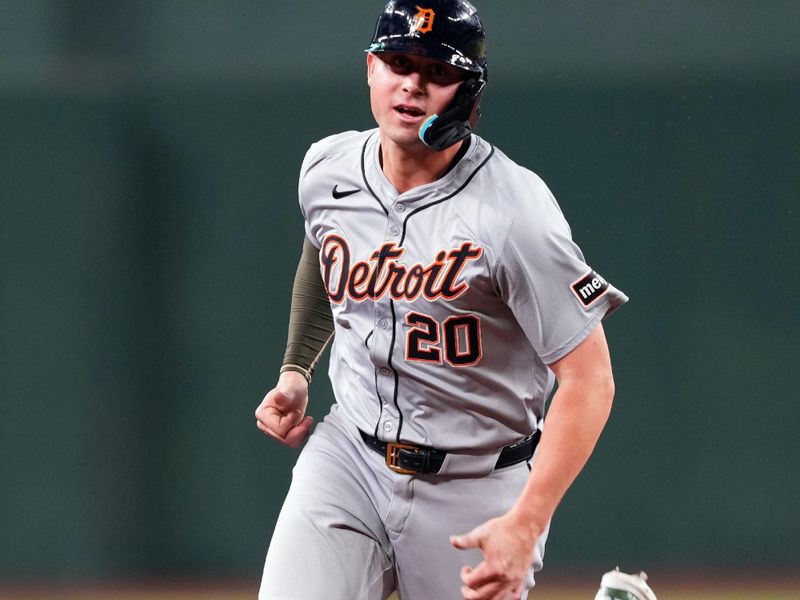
[379, 367, 391, 377]
[389, 226, 400, 237]
[383, 421, 394, 432]
[393, 203, 405, 213]
[377, 318, 389, 330]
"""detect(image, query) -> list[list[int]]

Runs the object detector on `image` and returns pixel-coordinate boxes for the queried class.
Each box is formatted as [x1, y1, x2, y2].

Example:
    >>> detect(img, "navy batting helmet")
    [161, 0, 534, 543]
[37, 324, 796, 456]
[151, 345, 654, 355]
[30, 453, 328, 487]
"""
[366, 0, 488, 151]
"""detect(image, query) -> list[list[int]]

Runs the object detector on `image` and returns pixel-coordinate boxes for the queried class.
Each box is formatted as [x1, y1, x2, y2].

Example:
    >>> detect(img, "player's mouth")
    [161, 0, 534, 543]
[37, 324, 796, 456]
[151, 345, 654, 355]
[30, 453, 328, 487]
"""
[394, 104, 426, 123]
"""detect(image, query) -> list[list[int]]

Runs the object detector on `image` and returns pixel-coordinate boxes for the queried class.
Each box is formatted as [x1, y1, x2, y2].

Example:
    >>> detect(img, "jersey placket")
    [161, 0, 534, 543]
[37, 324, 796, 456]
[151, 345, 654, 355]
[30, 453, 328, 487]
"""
[368, 197, 407, 440]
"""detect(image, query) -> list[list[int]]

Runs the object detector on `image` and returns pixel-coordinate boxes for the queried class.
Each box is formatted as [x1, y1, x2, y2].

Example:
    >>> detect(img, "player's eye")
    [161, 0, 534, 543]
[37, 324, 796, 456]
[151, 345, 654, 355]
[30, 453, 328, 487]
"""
[390, 55, 411, 72]
[428, 64, 463, 85]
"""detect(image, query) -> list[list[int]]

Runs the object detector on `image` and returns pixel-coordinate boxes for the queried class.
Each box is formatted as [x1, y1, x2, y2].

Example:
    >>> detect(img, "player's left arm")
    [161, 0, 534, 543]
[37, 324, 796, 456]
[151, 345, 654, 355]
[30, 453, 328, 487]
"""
[452, 322, 614, 600]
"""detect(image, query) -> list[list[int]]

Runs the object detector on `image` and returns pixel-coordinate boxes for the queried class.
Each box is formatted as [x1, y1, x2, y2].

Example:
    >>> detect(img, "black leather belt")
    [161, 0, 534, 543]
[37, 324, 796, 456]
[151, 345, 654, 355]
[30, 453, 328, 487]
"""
[359, 429, 541, 475]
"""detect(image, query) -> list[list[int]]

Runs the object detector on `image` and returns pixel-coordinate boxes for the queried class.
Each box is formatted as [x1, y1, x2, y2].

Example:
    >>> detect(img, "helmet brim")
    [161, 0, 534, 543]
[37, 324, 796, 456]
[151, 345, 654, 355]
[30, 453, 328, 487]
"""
[366, 39, 484, 75]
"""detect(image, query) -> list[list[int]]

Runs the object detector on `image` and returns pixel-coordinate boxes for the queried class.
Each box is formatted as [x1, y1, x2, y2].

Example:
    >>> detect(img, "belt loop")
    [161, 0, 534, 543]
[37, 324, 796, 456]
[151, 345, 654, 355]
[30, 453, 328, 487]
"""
[420, 448, 431, 473]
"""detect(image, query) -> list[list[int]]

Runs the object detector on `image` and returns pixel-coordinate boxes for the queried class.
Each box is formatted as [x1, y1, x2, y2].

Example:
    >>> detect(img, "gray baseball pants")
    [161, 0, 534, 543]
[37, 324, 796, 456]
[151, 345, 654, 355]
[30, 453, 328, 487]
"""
[259, 404, 548, 599]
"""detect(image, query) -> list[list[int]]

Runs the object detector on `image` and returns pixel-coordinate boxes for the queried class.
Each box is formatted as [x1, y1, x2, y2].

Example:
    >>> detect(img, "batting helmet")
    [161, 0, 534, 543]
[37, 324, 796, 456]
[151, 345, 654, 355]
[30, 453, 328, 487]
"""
[366, 0, 488, 151]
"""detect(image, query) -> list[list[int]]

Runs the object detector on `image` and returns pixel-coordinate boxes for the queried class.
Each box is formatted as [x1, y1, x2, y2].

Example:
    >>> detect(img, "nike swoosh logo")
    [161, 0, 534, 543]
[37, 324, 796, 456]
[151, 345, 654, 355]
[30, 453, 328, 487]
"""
[332, 185, 360, 199]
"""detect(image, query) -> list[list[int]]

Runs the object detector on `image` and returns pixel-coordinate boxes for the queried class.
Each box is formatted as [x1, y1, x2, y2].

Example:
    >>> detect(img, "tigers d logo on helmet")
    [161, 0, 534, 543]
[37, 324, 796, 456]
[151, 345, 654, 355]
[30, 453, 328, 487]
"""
[412, 6, 435, 34]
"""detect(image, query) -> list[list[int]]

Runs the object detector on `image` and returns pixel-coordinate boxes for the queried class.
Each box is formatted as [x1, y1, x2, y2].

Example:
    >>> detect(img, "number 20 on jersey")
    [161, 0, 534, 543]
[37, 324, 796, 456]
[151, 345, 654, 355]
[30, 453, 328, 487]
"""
[405, 311, 482, 367]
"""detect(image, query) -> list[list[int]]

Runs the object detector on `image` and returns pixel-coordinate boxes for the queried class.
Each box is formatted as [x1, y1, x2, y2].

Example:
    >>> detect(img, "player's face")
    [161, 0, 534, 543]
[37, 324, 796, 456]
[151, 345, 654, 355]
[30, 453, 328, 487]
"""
[367, 52, 466, 149]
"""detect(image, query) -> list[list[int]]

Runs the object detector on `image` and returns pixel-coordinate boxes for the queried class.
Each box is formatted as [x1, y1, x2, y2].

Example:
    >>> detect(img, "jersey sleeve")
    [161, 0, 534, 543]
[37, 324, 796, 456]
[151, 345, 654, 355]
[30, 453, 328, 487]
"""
[492, 175, 628, 365]
[298, 141, 325, 247]
[296, 130, 367, 248]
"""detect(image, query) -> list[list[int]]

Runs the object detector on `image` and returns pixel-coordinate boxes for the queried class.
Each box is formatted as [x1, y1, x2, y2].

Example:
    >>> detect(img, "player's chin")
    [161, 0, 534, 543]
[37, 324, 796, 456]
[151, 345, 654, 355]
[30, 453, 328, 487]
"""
[385, 125, 426, 149]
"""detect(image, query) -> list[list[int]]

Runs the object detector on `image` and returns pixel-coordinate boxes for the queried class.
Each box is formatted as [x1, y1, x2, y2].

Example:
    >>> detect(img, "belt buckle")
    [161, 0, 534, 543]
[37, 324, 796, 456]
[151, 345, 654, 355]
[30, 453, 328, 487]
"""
[386, 442, 422, 475]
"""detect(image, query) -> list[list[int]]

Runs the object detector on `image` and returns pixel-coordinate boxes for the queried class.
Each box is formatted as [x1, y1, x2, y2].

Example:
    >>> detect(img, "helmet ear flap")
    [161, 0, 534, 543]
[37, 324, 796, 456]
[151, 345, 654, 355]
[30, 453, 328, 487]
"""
[468, 81, 486, 129]
[419, 75, 486, 151]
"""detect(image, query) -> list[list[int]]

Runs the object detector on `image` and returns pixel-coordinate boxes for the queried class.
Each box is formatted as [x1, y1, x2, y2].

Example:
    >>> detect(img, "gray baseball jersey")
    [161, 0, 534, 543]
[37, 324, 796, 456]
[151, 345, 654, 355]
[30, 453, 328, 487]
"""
[299, 128, 628, 452]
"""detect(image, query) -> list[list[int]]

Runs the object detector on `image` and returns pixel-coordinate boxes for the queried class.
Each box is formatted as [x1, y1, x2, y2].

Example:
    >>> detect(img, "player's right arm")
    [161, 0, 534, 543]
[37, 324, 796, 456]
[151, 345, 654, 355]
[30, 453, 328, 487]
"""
[257, 131, 365, 447]
[255, 237, 334, 448]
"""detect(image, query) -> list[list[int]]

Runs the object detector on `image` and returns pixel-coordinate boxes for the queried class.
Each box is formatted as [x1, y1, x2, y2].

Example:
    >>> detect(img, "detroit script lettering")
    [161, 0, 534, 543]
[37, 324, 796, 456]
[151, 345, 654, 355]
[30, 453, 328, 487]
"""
[320, 234, 483, 303]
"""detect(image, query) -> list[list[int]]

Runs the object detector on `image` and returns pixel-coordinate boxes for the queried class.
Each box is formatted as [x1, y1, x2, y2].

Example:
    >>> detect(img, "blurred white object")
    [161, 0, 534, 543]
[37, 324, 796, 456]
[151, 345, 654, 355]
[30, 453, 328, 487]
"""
[594, 567, 657, 600]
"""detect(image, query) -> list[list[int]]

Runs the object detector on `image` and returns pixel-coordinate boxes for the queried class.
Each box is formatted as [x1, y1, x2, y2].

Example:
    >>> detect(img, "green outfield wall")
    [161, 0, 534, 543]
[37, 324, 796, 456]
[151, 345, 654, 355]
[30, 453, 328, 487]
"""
[1, 0, 798, 581]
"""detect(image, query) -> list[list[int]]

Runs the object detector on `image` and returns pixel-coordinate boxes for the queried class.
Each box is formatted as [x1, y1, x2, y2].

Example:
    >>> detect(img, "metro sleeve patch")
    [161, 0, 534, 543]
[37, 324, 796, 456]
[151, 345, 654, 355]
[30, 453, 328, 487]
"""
[570, 270, 610, 307]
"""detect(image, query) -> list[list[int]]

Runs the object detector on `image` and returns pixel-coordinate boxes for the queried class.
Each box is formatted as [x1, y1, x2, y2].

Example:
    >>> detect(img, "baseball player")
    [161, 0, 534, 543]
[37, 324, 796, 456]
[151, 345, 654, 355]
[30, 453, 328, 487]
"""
[255, 1, 628, 598]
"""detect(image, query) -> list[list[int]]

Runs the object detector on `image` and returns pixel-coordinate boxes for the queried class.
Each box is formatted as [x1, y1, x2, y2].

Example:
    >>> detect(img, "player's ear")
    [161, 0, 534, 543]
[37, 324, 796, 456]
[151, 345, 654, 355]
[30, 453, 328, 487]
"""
[366, 52, 376, 87]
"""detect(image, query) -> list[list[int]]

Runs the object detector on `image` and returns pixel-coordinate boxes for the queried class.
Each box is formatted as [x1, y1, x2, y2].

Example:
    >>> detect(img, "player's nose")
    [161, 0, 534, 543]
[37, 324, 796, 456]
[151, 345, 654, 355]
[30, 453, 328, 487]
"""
[400, 71, 425, 94]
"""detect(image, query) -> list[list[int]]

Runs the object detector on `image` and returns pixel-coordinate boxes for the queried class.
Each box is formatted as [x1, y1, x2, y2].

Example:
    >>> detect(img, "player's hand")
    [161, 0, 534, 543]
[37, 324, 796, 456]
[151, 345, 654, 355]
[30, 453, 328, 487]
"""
[254, 371, 313, 448]
[450, 511, 540, 600]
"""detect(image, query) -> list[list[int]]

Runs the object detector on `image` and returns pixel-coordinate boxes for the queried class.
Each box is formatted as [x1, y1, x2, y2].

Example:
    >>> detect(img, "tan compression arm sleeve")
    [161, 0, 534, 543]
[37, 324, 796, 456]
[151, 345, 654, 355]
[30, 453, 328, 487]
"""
[280, 237, 335, 383]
